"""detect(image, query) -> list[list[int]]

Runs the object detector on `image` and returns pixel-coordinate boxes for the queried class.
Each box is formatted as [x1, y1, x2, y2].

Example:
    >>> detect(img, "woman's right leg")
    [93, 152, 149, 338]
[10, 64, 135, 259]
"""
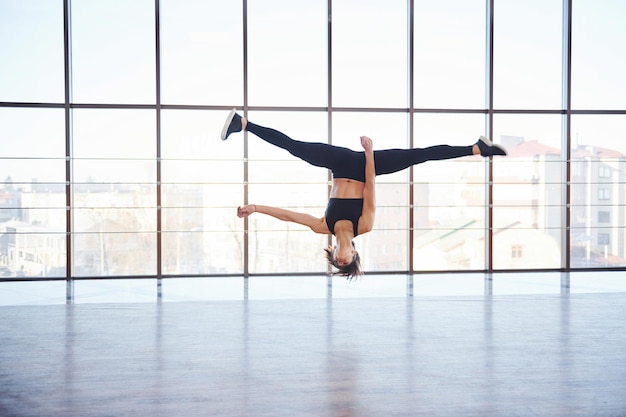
[246, 121, 354, 171]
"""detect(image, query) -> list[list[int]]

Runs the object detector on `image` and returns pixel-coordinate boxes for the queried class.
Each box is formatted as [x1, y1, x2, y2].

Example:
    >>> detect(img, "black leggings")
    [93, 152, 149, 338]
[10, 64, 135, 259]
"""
[246, 122, 474, 183]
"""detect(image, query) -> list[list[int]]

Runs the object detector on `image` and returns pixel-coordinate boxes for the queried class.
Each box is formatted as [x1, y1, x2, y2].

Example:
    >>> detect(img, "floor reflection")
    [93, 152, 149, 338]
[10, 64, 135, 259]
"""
[1, 272, 626, 305]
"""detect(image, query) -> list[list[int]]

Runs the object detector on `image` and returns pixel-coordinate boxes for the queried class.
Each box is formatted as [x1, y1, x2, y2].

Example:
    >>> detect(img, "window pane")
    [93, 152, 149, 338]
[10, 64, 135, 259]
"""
[246, 111, 328, 274]
[412, 114, 486, 271]
[570, 115, 626, 267]
[332, 0, 408, 108]
[70, 0, 156, 104]
[414, 0, 486, 109]
[571, 0, 626, 109]
[161, 110, 243, 275]
[493, 0, 563, 109]
[0, 108, 67, 278]
[72, 109, 156, 276]
[0, 1, 65, 103]
[160, 0, 243, 105]
[247, 0, 327, 107]
[492, 115, 564, 269]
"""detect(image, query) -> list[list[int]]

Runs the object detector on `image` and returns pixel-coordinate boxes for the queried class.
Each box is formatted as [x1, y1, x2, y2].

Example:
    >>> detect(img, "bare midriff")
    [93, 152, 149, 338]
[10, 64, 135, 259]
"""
[330, 178, 365, 199]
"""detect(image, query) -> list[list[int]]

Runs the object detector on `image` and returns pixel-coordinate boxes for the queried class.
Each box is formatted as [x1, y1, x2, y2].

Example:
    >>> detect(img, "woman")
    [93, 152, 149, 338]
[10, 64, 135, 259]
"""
[221, 109, 506, 279]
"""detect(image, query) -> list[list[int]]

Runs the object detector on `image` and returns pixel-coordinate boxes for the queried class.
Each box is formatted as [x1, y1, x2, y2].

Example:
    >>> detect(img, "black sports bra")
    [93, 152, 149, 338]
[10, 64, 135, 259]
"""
[325, 198, 363, 236]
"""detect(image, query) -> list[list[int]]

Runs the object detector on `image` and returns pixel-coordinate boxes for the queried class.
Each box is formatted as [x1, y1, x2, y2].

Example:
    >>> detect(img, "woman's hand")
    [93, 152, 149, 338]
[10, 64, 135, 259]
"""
[360, 136, 373, 152]
[237, 204, 257, 218]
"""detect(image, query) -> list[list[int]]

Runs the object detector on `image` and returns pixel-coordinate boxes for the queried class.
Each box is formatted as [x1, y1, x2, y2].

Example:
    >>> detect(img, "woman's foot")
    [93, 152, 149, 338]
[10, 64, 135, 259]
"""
[475, 136, 507, 156]
[220, 108, 243, 140]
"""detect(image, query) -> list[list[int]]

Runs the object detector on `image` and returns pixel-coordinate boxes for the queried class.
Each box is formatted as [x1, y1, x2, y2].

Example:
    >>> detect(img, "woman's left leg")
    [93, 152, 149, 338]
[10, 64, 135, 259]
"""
[374, 145, 474, 176]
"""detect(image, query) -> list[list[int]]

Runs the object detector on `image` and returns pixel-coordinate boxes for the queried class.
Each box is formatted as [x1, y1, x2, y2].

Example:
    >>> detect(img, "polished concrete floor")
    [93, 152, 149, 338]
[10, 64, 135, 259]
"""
[1, 290, 625, 416]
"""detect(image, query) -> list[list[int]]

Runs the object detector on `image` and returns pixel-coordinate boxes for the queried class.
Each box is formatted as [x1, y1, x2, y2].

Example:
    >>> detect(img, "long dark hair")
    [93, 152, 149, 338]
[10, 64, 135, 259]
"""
[323, 242, 362, 281]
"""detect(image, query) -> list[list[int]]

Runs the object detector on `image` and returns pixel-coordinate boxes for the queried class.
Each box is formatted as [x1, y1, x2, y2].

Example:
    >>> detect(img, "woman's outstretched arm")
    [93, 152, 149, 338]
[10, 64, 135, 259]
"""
[237, 204, 330, 234]
[358, 136, 376, 234]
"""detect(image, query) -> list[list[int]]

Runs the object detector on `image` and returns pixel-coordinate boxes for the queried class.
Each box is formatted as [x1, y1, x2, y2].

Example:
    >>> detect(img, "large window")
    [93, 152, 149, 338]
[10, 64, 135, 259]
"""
[1, 0, 625, 293]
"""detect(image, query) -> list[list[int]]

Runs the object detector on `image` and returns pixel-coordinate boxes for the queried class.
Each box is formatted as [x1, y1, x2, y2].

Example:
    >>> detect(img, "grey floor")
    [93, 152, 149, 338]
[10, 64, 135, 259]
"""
[1, 289, 625, 416]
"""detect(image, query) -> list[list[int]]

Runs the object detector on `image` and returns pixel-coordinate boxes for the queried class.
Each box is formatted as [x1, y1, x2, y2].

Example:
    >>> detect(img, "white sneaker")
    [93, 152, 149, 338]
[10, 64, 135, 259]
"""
[220, 108, 242, 141]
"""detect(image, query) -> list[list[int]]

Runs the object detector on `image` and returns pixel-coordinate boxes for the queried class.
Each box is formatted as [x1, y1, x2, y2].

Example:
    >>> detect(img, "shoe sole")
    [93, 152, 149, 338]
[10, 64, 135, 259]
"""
[220, 108, 237, 141]
[479, 135, 507, 156]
